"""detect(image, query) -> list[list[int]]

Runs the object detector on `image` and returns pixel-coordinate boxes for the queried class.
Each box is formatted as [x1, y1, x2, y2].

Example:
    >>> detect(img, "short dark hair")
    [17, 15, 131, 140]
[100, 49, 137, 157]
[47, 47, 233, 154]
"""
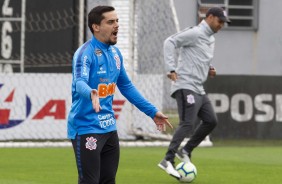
[88, 5, 115, 33]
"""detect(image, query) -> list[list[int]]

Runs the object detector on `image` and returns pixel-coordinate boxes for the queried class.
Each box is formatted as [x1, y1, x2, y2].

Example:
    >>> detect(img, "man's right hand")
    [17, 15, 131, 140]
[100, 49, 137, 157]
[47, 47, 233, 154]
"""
[91, 89, 102, 112]
[167, 71, 178, 81]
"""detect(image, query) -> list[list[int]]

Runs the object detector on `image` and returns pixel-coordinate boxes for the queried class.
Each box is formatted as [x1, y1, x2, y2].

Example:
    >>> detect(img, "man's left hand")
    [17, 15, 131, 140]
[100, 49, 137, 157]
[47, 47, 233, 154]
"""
[153, 111, 173, 131]
[209, 66, 216, 78]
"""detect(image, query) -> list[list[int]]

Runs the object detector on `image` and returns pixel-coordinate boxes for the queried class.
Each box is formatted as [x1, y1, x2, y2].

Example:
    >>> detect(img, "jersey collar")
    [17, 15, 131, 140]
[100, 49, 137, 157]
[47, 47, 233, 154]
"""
[91, 36, 111, 50]
[200, 20, 214, 36]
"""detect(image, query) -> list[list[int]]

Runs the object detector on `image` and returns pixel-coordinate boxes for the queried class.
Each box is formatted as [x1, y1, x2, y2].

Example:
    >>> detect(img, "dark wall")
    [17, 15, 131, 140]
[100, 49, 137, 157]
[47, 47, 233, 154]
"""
[205, 75, 282, 139]
[0, 0, 81, 73]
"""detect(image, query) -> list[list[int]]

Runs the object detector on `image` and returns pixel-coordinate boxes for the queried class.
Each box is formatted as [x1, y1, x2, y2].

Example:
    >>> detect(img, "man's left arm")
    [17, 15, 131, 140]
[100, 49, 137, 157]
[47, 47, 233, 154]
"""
[117, 63, 173, 131]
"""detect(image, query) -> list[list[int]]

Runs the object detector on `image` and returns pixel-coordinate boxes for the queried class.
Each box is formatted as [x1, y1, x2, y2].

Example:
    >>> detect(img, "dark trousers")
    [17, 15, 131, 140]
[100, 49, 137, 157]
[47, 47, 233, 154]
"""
[165, 89, 217, 163]
[72, 131, 120, 184]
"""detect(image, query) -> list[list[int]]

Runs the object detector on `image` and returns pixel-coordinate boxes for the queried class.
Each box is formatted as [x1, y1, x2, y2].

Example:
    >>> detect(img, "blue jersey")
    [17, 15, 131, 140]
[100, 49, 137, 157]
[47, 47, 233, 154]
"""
[67, 36, 158, 139]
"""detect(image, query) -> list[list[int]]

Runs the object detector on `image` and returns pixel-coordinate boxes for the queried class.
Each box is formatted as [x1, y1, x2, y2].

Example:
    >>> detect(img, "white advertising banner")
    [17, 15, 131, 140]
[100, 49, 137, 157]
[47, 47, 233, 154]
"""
[0, 74, 72, 140]
[0, 73, 133, 140]
[0, 73, 165, 141]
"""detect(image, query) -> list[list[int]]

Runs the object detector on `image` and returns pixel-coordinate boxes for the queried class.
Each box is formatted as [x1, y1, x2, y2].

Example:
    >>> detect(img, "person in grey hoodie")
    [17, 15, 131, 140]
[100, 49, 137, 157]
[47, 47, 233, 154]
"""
[158, 7, 230, 180]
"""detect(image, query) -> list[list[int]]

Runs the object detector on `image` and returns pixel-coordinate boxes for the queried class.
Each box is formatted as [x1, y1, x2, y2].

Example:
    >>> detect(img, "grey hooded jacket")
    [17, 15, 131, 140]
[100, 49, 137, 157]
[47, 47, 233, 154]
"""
[164, 19, 215, 96]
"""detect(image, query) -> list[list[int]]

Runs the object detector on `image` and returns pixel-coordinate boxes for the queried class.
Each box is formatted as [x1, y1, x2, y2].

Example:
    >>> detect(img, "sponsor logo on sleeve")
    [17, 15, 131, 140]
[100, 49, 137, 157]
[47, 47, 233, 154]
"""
[82, 56, 88, 76]
[95, 49, 102, 56]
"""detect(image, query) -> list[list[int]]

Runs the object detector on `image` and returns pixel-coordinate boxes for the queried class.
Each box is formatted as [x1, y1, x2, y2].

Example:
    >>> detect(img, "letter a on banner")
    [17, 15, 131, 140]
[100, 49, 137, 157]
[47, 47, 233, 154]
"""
[32, 100, 66, 119]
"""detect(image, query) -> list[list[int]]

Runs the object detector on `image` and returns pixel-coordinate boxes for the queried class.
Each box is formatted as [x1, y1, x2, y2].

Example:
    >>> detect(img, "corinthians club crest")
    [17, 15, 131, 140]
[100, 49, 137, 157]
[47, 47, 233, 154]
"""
[187, 94, 195, 104]
[85, 137, 97, 150]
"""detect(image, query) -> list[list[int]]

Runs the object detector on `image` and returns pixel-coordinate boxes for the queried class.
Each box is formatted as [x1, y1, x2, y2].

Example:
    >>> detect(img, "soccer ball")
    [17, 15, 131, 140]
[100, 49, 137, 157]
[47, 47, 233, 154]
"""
[176, 162, 197, 183]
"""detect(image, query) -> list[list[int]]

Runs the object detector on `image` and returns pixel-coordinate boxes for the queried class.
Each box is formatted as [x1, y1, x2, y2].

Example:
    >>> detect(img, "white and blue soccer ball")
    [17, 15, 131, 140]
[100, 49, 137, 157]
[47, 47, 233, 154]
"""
[176, 162, 197, 183]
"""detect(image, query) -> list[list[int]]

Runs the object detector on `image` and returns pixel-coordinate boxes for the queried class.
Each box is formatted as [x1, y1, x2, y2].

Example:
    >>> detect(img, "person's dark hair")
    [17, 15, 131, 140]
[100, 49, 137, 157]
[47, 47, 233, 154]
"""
[88, 6, 115, 33]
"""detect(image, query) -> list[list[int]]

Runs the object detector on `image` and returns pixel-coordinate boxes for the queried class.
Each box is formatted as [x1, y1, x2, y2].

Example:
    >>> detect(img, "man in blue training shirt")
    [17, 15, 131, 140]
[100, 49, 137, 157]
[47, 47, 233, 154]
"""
[67, 5, 173, 184]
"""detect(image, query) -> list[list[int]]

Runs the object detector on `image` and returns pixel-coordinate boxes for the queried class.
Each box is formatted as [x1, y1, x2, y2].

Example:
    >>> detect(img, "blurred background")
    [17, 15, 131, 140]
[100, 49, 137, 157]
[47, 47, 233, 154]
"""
[0, 0, 282, 143]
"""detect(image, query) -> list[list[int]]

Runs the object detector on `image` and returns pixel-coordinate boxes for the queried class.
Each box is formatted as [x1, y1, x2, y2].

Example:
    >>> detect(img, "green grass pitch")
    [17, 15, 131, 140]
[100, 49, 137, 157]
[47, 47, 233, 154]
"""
[0, 140, 281, 184]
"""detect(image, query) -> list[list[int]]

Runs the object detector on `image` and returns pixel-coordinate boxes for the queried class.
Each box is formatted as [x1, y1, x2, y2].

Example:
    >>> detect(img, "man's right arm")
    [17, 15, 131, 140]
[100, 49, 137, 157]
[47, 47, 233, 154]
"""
[163, 28, 198, 74]
[73, 50, 92, 99]
[163, 37, 177, 73]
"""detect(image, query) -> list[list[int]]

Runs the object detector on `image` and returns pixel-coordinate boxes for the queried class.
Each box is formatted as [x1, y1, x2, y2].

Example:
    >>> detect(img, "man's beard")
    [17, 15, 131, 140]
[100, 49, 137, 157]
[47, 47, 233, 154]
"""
[107, 40, 117, 45]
